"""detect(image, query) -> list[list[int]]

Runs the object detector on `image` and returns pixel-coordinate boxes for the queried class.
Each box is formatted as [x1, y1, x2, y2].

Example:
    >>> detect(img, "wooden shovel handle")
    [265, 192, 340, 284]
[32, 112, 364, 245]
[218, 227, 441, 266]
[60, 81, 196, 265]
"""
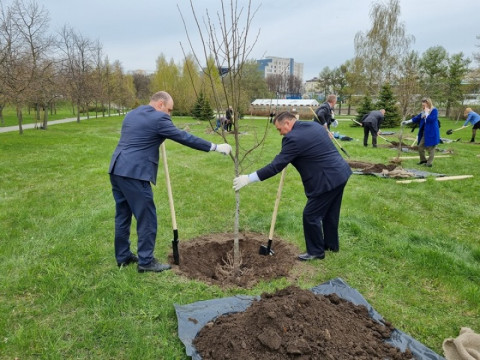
[161, 142, 177, 230]
[268, 167, 287, 240]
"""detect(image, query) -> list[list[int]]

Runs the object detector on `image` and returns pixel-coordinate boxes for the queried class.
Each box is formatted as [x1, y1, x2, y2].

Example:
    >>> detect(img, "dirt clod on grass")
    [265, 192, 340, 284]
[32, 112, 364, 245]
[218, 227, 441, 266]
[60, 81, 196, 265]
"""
[193, 285, 415, 360]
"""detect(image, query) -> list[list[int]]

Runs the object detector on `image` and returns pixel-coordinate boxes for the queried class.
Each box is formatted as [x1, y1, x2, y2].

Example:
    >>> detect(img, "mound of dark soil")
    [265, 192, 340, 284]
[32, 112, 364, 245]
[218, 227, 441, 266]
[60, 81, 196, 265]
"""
[193, 285, 414, 360]
[168, 232, 299, 288]
[347, 160, 398, 173]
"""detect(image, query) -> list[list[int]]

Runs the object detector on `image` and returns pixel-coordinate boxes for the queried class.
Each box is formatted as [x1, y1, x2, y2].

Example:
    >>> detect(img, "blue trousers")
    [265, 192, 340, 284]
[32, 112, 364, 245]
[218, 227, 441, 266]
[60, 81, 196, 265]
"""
[110, 174, 157, 265]
[303, 183, 347, 256]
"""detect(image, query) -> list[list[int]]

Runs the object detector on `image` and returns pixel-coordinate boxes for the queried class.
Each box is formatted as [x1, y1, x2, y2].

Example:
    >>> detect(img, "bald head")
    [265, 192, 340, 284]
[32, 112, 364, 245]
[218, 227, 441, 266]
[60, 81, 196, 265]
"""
[150, 91, 174, 114]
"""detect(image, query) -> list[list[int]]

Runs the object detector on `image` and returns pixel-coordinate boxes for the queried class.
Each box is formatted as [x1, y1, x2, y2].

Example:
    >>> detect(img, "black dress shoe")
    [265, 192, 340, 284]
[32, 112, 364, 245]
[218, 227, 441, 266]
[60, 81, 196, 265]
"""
[137, 258, 171, 273]
[117, 254, 138, 268]
[298, 253, 325, 261]
[417, 160, 427, 165]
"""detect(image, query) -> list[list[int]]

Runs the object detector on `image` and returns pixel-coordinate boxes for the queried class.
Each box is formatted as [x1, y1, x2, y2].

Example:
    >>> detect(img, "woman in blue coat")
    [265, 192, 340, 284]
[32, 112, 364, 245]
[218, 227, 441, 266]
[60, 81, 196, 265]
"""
[402, 98, 440, 167]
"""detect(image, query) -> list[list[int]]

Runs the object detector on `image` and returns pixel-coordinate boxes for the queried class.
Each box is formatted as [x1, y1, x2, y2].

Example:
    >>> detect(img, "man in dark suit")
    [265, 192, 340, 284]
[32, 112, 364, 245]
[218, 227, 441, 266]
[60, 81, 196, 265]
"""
[233, 111, 351, 261]
[109, 91, 231, 272]
[361, 109, 385, 147]
[314, 94, 337, 131]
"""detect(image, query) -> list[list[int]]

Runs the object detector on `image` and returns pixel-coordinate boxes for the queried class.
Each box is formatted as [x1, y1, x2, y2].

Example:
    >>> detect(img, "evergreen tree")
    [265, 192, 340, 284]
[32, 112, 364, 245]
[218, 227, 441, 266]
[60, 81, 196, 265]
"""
[355, 93, 374, 123]
[376, 83, 401, 127]
[191, 92, 214, 121]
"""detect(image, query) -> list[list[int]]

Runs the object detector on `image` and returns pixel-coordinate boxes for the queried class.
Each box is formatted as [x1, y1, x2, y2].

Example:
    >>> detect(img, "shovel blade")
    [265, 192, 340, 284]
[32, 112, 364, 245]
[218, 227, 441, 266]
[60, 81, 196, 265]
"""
[259, 245, 274, 256]
[172, 229, 179, 265]
[259, 239, 274, 256]
[446, 129, 453, 135]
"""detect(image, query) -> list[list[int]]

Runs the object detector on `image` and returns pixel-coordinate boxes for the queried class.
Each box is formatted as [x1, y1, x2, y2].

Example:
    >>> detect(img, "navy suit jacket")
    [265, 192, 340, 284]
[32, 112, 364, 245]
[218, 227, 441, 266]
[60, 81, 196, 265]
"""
[109, 105, 212, 185]
[256, 121, 352, 197]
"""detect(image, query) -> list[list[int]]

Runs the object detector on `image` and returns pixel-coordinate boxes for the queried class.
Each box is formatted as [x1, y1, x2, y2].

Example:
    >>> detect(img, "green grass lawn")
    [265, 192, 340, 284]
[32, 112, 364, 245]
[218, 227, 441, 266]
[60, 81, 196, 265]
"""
[0, 115, 479, 359]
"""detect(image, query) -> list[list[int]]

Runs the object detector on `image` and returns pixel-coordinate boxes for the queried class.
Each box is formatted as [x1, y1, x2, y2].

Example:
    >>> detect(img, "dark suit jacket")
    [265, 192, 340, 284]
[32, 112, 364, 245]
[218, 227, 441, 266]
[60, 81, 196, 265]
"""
[314, 102, 333, 127]
[256, 121, 352, 197]
[109, 105, 212, 185]
[361, 110, 384, 132]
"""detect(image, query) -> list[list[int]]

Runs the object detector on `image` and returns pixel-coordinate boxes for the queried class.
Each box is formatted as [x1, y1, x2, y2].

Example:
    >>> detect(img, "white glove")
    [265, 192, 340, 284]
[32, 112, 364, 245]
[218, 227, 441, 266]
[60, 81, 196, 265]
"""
[233, 175, 250, 191]
[331, 119, 339, 128]
[214, 143, 232, 155]
[401, 119, 412, 126]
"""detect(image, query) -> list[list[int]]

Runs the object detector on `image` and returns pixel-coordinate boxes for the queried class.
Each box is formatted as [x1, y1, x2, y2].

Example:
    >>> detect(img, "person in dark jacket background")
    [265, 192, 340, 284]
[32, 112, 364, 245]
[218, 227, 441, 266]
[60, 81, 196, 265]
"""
[233, 111, 351, 261]
[402, 97, 440, 167]
[361, 109, 385, 147]
[314, 94, 337, 131]
[109, 91, 231, 272]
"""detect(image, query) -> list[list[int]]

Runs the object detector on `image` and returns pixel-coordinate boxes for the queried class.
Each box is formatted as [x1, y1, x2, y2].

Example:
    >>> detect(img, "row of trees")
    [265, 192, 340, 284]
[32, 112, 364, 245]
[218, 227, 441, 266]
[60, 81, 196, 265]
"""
[0, 0, 136, 133]
[311, 0, 478, 120]
[3, 0, 480, 135]
[0, 0, 274, 133]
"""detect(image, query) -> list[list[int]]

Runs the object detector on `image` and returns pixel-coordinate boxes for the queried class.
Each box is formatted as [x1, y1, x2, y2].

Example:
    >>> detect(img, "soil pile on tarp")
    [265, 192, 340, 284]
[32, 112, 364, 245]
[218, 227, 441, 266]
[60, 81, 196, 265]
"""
[169, 232, 299, 288]
[348, 160, 398, 173]
[193, 285, 414, 360]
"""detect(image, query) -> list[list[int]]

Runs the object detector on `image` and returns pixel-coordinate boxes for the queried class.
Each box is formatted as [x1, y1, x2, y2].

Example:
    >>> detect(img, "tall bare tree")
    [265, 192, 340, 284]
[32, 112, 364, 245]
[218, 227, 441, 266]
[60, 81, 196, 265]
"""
[396, 50, 421, 119]
[179, 0, 262, 273]
[354, 0, 414, 91]
[57, 25, 97, 121]
[0, 0, 31, 133]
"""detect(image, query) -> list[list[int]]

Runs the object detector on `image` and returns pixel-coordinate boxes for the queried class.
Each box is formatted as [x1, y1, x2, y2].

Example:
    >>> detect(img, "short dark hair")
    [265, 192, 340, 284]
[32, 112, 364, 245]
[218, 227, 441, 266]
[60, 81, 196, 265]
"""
[150, 91, 172, 103]
[274, 111, 296, 124]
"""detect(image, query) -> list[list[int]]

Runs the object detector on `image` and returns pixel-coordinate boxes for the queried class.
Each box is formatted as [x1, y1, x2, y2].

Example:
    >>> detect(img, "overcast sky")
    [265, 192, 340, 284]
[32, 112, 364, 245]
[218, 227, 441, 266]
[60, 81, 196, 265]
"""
[7, 0, 480, 80]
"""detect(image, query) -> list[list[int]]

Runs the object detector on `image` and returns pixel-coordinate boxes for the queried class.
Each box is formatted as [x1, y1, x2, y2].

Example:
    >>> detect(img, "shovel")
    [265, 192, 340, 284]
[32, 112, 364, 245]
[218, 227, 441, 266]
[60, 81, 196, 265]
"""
[446, 125, 469, 135]
[259, 167, 287, 256]
[161, 142, 179, 265]
[351, 118, 393, 144]
[308, 107, 350, 158]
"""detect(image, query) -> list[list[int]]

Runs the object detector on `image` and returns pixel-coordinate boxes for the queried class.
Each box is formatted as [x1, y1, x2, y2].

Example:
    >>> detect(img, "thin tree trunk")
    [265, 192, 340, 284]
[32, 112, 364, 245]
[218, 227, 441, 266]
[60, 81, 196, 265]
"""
[17, 106, 23, 135]
[43, 104, 48, 129]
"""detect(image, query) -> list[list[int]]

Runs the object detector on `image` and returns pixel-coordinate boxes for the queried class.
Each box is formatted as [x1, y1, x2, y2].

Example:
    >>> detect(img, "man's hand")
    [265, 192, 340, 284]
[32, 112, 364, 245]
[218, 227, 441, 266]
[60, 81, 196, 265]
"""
[401, 119, 412, 126]
[233, 175, 250, 191]
[215, 143, 232, 155]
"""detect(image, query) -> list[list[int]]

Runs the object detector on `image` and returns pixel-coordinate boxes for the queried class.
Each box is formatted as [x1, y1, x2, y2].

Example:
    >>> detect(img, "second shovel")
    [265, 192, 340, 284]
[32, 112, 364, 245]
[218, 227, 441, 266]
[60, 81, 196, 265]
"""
[259, 167, 287, 256]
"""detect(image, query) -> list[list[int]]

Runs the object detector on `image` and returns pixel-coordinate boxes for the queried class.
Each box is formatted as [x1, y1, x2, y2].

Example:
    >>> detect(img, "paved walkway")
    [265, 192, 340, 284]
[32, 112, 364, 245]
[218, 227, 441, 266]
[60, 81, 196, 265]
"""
[0, 113, 125, 133]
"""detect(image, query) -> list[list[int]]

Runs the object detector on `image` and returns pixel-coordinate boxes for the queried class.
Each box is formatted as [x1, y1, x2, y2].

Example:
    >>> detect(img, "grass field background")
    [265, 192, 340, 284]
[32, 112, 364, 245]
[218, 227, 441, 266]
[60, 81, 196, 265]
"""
[0, 114, 479, 359]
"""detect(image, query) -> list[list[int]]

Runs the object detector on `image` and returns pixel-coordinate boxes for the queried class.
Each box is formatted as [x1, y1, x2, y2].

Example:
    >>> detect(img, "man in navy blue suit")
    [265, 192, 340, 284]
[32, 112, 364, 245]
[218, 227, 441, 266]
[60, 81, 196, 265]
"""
[109, 91, 231, 272]
[233, 111, 351, 261]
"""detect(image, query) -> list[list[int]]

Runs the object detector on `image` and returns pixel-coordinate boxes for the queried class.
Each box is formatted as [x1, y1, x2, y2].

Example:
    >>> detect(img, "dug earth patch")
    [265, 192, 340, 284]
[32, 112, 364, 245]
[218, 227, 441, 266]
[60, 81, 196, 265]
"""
[169, 232, 299, 288]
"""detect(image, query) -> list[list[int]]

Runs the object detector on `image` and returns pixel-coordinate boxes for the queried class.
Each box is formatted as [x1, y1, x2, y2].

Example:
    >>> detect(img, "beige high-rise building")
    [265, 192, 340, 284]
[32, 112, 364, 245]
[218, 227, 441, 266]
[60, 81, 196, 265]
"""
[257, 56, 304, 81]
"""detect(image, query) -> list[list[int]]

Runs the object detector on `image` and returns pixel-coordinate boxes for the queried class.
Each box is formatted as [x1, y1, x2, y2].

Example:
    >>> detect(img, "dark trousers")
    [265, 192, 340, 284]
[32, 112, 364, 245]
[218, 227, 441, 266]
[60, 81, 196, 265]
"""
[363, 123, 377, 147]
[303, 183, 347, 256]
[110, 174, 157, 265]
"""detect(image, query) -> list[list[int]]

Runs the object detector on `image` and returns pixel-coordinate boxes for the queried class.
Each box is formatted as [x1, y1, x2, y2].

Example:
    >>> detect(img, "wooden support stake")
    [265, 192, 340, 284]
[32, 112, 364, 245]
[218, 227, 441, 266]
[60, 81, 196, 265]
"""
[393, 155, 451, 160]
[397, 175, 473, 184]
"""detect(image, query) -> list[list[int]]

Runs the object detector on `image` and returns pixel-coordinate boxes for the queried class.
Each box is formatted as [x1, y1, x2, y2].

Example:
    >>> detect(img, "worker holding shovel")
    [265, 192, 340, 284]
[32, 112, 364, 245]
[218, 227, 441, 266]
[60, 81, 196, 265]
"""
[461, 108, 480, 143]
[361, 109, 385, 147]
[233, 111, 352, 261]
[109, 91, 232, 273]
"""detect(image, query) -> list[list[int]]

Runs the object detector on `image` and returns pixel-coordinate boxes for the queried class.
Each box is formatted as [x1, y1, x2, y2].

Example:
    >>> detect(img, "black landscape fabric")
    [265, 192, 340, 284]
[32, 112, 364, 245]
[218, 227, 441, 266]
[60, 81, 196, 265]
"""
[174, 277, 445, 360]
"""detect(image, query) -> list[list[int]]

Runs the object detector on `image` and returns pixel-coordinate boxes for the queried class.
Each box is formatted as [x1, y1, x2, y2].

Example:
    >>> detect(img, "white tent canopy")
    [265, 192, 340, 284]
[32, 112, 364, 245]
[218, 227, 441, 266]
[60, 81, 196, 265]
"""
[251, 99, 319, 107]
